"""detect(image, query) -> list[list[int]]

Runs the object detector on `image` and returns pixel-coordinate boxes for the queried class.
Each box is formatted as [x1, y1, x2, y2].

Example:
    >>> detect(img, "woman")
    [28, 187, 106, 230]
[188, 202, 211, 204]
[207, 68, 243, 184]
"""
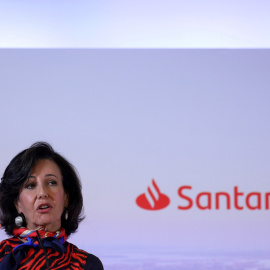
[0, 142, 104, 270]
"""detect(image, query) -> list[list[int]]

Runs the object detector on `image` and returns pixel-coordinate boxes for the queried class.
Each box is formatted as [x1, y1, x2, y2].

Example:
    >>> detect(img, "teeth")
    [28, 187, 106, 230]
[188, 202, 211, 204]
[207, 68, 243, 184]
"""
[40, 205, 49, 209]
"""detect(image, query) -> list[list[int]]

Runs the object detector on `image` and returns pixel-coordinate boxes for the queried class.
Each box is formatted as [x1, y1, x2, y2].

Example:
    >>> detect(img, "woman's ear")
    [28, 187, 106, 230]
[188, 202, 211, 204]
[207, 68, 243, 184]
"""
[15, 200, 21, 214]
[64, 193, 69, 208]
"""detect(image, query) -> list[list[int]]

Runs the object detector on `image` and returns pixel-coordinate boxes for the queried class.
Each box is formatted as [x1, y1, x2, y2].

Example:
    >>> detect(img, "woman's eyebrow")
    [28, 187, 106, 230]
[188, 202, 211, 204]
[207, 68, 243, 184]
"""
[27, 174, 59, 179]
[45, 174, 59, 179]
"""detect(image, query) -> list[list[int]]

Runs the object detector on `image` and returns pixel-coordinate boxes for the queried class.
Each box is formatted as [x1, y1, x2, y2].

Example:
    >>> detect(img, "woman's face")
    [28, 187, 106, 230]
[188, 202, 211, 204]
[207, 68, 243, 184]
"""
[15, 159, 69, 232]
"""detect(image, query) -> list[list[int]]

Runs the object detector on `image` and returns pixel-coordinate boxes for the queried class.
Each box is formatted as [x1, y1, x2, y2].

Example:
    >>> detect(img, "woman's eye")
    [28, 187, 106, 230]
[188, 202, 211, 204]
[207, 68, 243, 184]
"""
[25, 183, 35, 189]
[48, 180, 57, 186]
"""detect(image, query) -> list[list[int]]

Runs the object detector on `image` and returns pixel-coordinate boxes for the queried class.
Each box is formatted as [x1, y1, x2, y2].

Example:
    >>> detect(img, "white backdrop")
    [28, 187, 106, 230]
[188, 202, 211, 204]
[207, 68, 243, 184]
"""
[0, 49, 270, 269]
[1, 1, 270, 48]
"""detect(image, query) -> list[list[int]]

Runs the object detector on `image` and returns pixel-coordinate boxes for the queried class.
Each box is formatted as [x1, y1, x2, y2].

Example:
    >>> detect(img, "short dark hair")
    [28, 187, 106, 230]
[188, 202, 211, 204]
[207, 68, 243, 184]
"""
[0, 142, 84, 236]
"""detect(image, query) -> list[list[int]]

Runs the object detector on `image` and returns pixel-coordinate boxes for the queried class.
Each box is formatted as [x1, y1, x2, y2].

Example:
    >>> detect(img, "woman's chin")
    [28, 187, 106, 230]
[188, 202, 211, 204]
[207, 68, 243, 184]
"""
[28, 221, 61, 232]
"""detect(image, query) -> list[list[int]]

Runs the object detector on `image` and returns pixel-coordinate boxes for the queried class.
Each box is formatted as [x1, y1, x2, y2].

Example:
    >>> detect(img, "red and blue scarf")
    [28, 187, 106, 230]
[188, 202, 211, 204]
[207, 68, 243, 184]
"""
[0, 228, 67, 270]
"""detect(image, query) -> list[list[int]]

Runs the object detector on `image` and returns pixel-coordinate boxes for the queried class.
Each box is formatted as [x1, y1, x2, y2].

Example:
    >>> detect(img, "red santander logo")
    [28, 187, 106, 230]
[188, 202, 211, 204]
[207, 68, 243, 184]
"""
[136, 179, 170, 210]
[136, 181, 270, 211]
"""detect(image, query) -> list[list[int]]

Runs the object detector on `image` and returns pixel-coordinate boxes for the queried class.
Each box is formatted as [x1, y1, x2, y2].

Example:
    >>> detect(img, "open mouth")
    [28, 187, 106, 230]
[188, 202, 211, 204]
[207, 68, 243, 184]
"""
[39, 205, 50, 209]
[37, 204, 52, 212]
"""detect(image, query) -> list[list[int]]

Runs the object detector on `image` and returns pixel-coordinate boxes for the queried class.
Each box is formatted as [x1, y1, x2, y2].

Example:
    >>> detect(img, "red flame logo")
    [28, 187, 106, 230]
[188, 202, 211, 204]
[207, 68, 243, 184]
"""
[136, 179, 170, 210]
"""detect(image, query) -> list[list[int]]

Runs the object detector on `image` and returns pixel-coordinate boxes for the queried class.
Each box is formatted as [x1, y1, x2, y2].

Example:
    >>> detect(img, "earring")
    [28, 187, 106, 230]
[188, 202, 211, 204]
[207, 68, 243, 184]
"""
[15, 214, 23, 227]
[64, 208, 68, 220]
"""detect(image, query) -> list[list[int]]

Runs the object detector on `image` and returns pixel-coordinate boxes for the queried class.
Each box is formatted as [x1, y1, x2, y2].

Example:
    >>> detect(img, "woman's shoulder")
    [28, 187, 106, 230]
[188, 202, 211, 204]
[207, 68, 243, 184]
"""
[66, 242, 104, 270]
[0, 237, 22, 249]
[84, 253, 104, 270]
[0, 237, 22, 260]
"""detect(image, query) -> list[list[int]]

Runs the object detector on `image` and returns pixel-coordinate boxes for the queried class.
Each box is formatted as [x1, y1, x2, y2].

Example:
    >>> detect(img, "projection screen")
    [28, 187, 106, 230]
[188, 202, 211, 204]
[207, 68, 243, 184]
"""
[0, 49, 269, 269]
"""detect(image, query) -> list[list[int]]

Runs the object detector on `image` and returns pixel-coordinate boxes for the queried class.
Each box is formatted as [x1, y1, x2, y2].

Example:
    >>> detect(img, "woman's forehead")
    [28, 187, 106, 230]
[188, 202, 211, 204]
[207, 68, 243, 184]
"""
[30, 159, 62, 178]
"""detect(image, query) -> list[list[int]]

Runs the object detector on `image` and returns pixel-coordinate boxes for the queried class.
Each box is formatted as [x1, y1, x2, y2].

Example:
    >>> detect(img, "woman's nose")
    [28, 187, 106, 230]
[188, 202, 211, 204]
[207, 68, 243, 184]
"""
[37, 185, 48, 199]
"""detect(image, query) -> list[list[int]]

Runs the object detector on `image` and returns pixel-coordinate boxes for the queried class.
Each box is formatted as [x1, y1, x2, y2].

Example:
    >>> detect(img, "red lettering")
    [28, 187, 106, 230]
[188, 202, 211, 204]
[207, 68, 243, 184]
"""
[266, 193, 270, 209]
[215, 192, 230, 209]
[196, 192, 211, 209]
[178, 186, 193, 210]
[234, 186, 244, 210]
[246, 192, 261, 210]
[176, 185, 267, 211]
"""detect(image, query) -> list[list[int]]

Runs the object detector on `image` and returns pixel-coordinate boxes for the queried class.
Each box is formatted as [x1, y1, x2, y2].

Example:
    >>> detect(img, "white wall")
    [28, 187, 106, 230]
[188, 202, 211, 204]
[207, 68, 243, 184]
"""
[0, 1, 270, 48]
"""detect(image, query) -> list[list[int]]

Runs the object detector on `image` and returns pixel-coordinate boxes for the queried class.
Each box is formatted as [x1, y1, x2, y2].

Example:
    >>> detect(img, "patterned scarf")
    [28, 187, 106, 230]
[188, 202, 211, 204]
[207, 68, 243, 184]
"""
[0, 227, 67, 270]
